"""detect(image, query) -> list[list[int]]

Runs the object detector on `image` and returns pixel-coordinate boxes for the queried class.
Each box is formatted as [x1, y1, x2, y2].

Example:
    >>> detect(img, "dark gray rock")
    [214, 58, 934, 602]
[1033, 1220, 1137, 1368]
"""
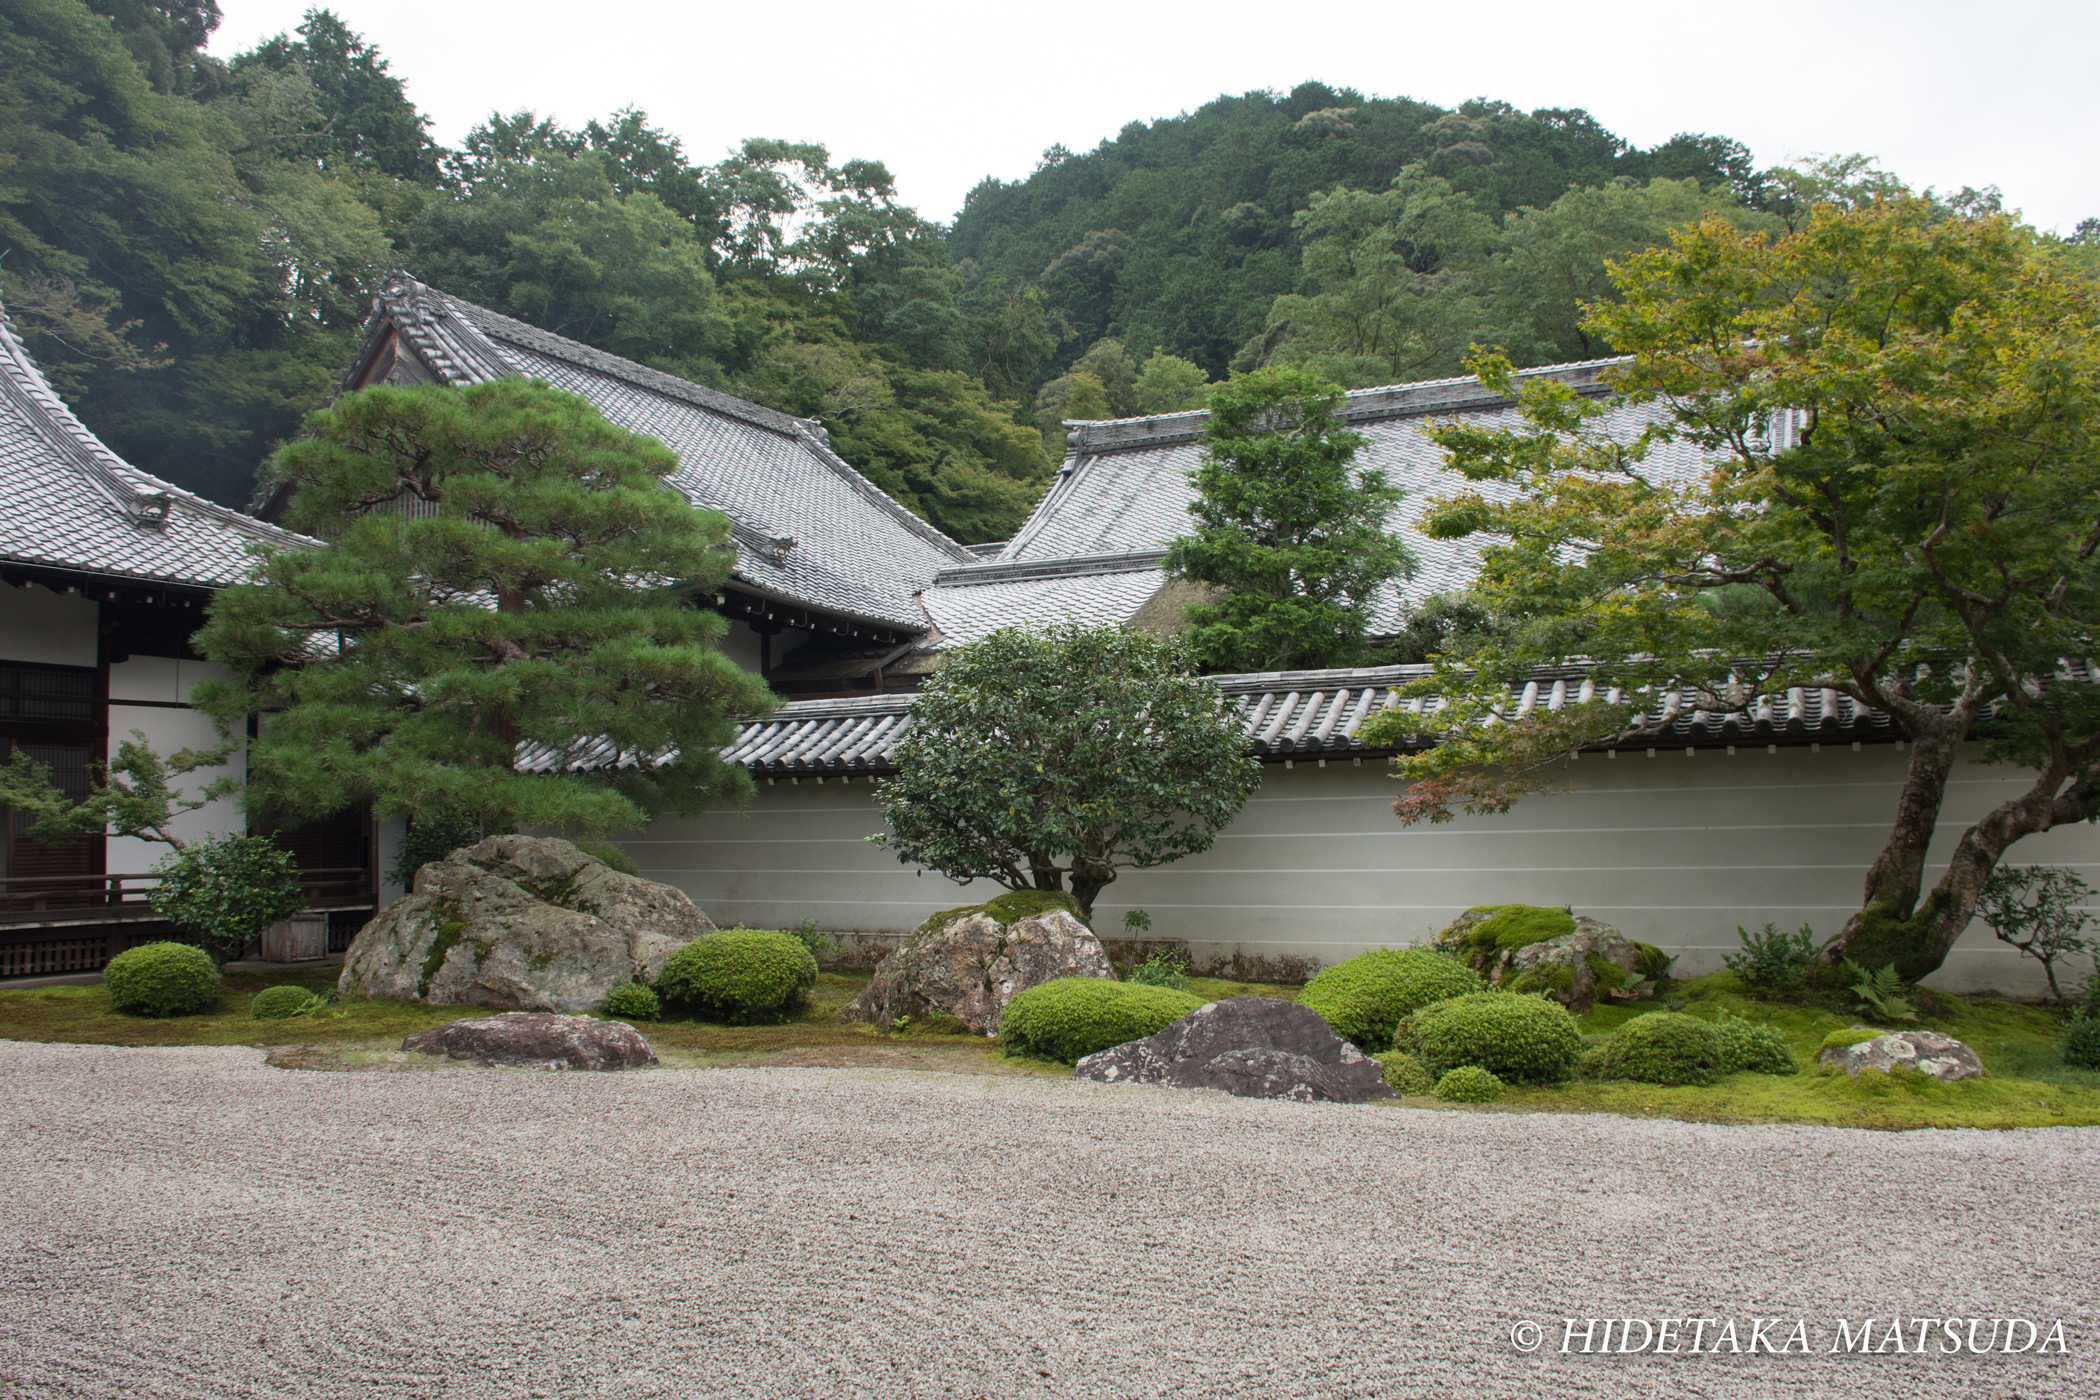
[1072, 996, 1393, 1103]
[402, 1012, 658, 1070]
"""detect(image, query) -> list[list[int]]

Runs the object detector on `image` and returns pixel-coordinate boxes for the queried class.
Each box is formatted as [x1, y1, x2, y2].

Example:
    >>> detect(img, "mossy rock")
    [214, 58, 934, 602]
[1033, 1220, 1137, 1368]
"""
[1435, 905, 1577, 964]
[1438, 906, 1667, 1014]
[910, 888, 1089, 941]
[1819, 1025, 1890, 1053]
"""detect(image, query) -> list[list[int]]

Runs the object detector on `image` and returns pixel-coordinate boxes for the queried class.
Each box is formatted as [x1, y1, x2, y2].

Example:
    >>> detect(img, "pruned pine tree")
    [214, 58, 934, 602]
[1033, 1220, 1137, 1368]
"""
[193, 379, 776, 835]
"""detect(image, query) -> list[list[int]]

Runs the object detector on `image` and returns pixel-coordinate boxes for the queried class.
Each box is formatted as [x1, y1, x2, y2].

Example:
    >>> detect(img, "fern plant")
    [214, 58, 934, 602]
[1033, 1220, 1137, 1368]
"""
[1842, 957, 1918, 1022]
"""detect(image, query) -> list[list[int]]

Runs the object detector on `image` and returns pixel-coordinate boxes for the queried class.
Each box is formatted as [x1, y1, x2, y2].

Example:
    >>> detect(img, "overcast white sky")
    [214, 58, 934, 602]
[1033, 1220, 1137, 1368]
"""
[209, 0, 2097, 234]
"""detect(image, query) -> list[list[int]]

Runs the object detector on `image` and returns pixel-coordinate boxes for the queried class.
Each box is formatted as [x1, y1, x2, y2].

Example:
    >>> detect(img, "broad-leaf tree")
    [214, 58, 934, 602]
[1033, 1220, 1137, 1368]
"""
[1364, 195, 2100, 983]
[873, 623, 1261, 919]
[1165, 367, 1413, 671]
[193, 378, 776, 834]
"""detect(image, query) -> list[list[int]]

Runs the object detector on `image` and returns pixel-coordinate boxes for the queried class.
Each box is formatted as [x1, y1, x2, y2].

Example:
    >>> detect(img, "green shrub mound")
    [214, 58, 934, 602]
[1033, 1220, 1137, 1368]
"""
[104, 942, 220, 1018]
[1588, 1012, 1727, 1086]
[1373, 1050, 1436, 1096]
[249, 984, 319, 1020]
[1299, 949, 1482, 1052]
[1409, 991, 1584, 1084]
[2059, 1016, 2100, 1070]
[1713, 1013, 1798, 1076]
[604, 981, 661, 1021]
[999, 978, 1203, 1063]
[656, 930, 818, 1023]
[1434, 1065, 1505, 1103]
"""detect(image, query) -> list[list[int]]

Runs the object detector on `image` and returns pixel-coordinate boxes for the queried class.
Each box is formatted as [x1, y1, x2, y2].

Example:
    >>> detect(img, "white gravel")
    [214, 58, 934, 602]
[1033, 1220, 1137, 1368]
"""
[1, 1042, 2095, 1399]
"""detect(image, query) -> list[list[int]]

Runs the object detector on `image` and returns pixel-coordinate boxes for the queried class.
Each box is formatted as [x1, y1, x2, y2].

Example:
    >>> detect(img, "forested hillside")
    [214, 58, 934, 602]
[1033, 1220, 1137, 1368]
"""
[3, 5, 2066, 544]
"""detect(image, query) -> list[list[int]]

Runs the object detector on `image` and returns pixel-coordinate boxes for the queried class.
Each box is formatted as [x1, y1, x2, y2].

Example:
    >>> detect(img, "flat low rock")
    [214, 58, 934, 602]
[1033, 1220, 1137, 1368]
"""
[1818, 1029, 1987, 1082]
[1074, 996, 1392, 1103]
[402, 1012, 658, 1070]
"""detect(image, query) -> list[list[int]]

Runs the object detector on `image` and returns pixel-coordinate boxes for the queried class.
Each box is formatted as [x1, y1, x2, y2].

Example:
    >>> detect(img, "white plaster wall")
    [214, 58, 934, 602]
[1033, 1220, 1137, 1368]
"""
[103, 656, 246, 872]
[375, 814, 409, 904]
[625, 743, 2096, 997]
[0, 585, 98, 666]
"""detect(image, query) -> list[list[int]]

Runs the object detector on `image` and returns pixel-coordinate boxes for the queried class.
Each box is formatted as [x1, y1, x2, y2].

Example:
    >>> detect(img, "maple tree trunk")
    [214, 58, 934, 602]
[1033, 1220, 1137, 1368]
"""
[1830, 715, 1968, 958]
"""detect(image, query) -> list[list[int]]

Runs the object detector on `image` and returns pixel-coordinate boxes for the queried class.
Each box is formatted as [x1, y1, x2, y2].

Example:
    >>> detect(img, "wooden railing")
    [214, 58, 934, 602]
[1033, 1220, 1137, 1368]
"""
[0, 867, 374, 930]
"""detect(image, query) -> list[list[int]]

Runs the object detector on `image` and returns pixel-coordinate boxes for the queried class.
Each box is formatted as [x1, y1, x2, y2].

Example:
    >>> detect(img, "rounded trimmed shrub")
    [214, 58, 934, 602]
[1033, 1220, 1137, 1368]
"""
[999, 978, 1203, 1063]
[656, 929, 818, 1023]
[104, 942, 220, 1017]
[1409, 991, 1584, 1084]
[1712, 1014, 1798, 1076]
[2061, 1016, 2100, 1070]
[250, 984, 318, 1020]
[1373, 1050, 1436, 1096]
[1434, 1065, 1504, 1103]
[1587, 1012, 1727, 1086]
[604, 981, 662, 1021]
[1299, 949, 1482, 1053]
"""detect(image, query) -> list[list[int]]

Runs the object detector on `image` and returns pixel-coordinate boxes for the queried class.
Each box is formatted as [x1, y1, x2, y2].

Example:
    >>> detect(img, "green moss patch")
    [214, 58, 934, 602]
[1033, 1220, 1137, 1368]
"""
[1462, 905, 1577, 955]
[1820, 1026, 1890, 1052]
[420, 919, 467, 997]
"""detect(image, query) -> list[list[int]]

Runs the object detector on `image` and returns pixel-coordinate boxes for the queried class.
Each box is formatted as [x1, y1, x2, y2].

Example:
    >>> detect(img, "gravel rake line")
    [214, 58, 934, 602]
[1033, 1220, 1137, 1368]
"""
[0, 1041, 2095, 1398]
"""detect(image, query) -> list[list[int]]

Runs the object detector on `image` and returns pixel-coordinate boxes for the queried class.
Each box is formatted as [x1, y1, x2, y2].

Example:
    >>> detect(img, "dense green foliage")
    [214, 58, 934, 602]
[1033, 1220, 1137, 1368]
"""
[1298, 949, 1481, 1052]
[1164, 368, 1411, 670]
[385, 811, 487, 890]
[250, 984, 320, 1020]
[1433, 1064, 1505, 1103]
[1722, 923, 1820, 996]
[1370, 193, 2100, 981]
[997, 977, 1203, 1063]
[1586, 1013, 1728, 1086]
[1124, 954, 1191, 990]
[104, 941, 220, 1017]
[148, 834, 306, 964]
[1408, 991, 1584, 1083]
[1711, 1013, 1799, 1076]
[874, 624, 1261, 919]
[194, 379, 774, 833]
[603, 980, 662, 1021]
[952, 83, 1760, 380]
[655, 929, 818, 1022]
[2061, 1014, 2100, 1070]
[1373, 1050, 1435, 1096]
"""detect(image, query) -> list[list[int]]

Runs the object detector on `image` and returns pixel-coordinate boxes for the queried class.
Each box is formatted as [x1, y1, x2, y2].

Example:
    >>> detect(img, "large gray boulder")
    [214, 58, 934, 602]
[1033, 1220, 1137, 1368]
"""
[1073, 996, 1393, 1103]
[341, 836, 713, 1013]
[844, 895, 1112, 1035]
[403, 1012, 657, 1070]
[1818, 1029, 1987, 1082]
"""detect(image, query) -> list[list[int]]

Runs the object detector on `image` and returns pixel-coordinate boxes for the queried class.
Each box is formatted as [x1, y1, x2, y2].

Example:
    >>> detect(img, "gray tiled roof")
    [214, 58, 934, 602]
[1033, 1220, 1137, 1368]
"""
[702, 662, 1939, 777]
[918, 551, 1170, 645]
[984, 359, 1712, 636]
[0, 313, 314, 588]
[359, 274, 974, 630]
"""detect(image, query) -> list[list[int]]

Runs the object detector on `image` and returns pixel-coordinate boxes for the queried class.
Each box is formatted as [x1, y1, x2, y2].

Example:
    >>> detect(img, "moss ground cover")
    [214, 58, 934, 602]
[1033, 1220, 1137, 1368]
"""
[8, 961, 2096, 1128]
